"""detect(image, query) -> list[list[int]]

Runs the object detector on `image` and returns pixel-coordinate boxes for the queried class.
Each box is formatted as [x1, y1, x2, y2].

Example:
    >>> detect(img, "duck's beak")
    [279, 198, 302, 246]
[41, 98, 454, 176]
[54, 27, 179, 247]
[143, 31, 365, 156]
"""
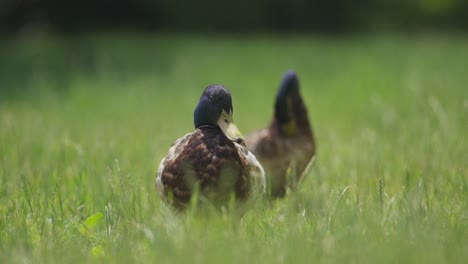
[218, 110, 244, 144]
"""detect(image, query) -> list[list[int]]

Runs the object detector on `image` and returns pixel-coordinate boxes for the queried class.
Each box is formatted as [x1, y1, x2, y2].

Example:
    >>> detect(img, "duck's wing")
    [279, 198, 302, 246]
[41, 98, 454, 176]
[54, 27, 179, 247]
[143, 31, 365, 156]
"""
[234, 142, 266, 193]
[155, 132, 193, 201]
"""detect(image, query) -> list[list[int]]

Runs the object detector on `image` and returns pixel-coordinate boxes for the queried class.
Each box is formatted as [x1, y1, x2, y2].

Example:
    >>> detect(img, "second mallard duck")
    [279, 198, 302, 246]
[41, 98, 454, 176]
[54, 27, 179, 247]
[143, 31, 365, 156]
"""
[245, 70, 316, 197]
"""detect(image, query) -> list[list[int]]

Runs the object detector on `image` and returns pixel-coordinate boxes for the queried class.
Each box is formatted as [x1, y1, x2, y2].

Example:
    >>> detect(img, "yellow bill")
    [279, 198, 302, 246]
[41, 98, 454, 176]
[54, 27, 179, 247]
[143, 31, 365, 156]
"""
[218, 110, 244, 143]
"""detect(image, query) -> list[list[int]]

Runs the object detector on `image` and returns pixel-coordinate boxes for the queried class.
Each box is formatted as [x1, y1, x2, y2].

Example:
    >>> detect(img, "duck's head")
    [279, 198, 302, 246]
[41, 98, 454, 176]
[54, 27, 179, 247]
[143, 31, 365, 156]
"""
[194, 84, 244, 143]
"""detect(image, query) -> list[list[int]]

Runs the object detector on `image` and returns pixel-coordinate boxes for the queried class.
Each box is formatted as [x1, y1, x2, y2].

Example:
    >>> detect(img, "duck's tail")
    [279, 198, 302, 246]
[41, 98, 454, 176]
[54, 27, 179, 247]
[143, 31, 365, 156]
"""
[273, 70, 312, 137]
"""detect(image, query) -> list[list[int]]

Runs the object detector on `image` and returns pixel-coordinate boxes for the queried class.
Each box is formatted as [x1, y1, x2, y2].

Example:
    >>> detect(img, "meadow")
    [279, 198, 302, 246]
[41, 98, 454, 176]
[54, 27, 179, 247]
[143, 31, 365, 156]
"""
[0, 34, 467, 263]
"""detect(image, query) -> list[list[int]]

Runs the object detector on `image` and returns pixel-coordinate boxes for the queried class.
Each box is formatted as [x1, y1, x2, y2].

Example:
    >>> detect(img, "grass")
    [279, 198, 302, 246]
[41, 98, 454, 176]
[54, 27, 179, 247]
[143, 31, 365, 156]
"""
[0, 33, 467, 263]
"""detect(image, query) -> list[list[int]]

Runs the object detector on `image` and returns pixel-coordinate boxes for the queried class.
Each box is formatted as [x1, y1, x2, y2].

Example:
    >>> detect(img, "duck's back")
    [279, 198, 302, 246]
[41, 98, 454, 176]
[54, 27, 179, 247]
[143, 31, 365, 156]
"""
[245, 121, 315, 197]
[157, 126, 259, 208]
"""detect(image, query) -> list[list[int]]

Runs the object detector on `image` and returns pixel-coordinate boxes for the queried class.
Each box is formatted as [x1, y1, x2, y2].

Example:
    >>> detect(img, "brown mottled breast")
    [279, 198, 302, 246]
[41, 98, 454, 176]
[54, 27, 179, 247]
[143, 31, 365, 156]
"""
[158, 126, 253, 209]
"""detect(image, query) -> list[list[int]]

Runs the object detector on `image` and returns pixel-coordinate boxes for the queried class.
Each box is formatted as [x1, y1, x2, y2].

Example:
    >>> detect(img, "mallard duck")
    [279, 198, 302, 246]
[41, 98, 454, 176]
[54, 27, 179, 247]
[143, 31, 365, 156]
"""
[156, 84, 265, 209]
[245, 70, 316, 197]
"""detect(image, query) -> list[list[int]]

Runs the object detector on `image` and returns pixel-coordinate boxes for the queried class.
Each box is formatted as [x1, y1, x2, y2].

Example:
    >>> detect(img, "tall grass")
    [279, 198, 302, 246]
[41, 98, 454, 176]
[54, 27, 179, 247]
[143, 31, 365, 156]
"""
[0, 34, 466, 263]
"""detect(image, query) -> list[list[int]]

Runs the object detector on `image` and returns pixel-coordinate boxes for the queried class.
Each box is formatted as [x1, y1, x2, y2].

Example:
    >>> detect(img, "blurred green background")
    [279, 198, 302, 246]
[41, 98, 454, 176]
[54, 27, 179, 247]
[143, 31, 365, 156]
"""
[1, 0, 468, 33]
[0, 1, 467, 264]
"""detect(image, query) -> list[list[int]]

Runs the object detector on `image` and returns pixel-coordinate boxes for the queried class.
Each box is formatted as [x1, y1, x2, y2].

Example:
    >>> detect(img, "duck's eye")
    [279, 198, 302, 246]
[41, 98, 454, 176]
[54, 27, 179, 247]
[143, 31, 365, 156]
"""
[224, 118, 228, 123]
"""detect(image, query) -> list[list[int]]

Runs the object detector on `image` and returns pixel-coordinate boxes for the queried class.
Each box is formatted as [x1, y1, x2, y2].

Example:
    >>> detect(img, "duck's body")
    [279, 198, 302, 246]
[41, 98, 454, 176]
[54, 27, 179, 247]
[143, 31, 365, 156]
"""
[156, 85, 265, 209]
[245, 71, 316, 197]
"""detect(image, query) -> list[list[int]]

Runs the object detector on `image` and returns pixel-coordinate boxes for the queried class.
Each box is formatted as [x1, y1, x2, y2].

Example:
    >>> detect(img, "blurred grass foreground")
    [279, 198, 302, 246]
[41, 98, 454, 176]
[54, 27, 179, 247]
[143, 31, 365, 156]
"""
[0, 34, 467, 263]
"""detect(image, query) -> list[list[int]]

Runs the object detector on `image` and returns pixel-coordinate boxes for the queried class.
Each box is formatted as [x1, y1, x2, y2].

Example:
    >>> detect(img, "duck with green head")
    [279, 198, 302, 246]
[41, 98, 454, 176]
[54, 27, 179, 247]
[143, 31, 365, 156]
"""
[245, 70, 316, 197]
[156, 84, 265, 209]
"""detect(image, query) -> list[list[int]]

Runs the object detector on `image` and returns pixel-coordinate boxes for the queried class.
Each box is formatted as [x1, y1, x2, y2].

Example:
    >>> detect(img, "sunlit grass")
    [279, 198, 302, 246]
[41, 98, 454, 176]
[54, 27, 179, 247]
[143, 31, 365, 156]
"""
[0, 34, 467, 263]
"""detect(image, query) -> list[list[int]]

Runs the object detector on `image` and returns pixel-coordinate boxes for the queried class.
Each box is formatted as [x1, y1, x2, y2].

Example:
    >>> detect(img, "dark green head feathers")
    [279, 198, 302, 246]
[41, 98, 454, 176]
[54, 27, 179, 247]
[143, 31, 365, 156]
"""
[194, 84, 243, 143]
[274, 70, 300, 124]
[194, 84, 233, 128]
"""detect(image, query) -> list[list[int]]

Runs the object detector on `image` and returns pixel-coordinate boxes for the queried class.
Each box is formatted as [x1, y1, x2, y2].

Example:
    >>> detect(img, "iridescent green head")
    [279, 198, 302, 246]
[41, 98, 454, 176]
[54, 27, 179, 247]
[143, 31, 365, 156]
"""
[194, 84, 243, 143]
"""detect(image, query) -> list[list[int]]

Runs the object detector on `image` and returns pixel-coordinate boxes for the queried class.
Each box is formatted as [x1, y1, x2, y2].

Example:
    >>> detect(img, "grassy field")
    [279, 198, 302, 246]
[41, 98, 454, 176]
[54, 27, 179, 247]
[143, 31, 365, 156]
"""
[0, 34, 467, 263]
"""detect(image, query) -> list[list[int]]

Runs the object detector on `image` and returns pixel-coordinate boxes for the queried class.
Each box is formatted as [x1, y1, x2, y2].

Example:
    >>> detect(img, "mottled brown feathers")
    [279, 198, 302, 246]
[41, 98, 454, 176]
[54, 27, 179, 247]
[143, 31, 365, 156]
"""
[157, 126, 263, 209]
[245, 121, 315, 197]
[244, 74, 316, 197]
